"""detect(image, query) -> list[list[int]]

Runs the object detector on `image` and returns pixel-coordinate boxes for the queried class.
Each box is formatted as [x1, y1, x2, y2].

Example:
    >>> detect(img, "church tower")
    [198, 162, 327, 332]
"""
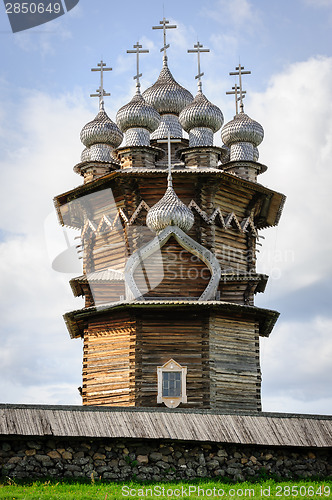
[55, 18, 285, 411]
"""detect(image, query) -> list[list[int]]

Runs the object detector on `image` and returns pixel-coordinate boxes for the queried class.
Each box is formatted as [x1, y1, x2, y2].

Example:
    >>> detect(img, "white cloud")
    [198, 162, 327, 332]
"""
[261, 317, 332, 415]
[249, 56, 332, 415]
[0, 88, 87, 404]
[251, 56, 332, 297]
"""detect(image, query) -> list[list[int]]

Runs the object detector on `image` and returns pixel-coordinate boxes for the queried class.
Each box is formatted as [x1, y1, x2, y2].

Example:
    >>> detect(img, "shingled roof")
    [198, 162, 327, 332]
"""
[0, 405, 331, 448]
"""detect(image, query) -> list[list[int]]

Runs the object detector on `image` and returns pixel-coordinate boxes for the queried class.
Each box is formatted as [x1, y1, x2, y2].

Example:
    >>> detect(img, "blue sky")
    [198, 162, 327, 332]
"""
[0, 0, 332, 414]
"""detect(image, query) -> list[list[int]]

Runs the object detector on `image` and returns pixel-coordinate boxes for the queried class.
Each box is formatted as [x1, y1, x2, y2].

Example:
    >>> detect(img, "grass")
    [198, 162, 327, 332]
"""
[0, 478, 331, 499]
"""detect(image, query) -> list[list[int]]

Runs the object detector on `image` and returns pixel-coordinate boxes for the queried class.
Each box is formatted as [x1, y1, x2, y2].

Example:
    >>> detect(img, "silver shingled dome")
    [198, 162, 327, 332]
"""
[80, 109, 123, 148]
[143, 62, 193, 115]
[146, 186, 195, 234]
[116, 90, 161, 133]
[179, 91, 224, 133]
[221, 112, 264, 147]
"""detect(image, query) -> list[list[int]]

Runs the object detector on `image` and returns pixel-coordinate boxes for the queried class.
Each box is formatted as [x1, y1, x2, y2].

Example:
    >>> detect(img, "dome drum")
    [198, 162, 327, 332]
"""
[125, 128, 151, 147]
[180, 146, 222, 169]
[89, 143, 114, 162]
[151, 114, 183, 140]
[253, 146, 259, 162]
[189, 127, 214, 147]
[81, 147, 91, 162]
[230, 142, 254, 162]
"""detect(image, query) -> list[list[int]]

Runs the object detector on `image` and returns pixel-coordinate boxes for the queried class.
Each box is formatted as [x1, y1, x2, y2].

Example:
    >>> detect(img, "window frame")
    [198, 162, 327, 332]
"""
[157, 359, 187, 408]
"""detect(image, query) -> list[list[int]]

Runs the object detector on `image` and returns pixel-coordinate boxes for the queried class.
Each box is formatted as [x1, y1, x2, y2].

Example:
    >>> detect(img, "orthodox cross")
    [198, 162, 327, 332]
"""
[188, 41, 210, 92]
[157, 131, 181, 188]
[152, 17, 177, 61]
[127, 42, 149, 90]
[90, 60, 112, 110]
[226, 83, 246, 115]
[229, 65, 251, 113]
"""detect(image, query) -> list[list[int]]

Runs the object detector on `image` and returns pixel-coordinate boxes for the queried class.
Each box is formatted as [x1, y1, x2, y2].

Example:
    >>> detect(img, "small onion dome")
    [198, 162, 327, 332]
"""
[253, 146, 259, 162]
[220, 144, 230, 164]
[221, 112, 264, 147]
[143, 62, 193, 115]
[81, 147, 90, 162]
[116, 90, 161, 133]
[146, 186, 194, 234]
[179, 91, 224, 133]
[80, 109, 123, 148]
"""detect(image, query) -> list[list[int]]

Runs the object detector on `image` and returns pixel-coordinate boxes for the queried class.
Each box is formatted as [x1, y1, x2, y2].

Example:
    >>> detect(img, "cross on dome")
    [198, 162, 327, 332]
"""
[229, 65, 251, 113]
[90, 60, 112, 110]
[152, 17, 177, 63]
[187, 41, 210, 93]
[157, 131, 181, 188]
[127, 42, 149, 90]
[226, 83, 247, 115]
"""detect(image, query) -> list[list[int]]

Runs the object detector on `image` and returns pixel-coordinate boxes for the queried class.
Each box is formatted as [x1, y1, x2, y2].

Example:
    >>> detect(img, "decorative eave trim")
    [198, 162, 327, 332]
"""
[222, 160, 268, 175]
[54, 170, 285, 230]
[64, 300, 279, 340]
[73, 160, 120, 176]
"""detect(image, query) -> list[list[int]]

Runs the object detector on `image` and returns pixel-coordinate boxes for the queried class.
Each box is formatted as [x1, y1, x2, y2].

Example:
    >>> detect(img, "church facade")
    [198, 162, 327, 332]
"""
[55, 18, 285, 412]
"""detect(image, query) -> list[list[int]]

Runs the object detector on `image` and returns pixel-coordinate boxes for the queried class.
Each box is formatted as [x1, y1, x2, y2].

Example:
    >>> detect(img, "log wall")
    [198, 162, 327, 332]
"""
[209, 315, 261, 412]
[136, 311, 210, 408]
[83, 313, 136, 406]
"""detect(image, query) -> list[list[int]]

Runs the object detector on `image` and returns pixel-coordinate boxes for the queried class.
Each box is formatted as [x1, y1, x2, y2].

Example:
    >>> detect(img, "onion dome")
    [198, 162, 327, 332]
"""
[179, 90, 223, 147]
[80, 108, 123, 149]
[143, 62, 193, 115]
[116, 90, 161, 133]
[116, 89, 161, 147]
[253, 146, 259, 162]
[146, 182, 194, 234]
[221, 112, 264, 148]
[180, 91, 223, 133]
[220, 144, 230, 164]
[221, 112, 264, 162]
[81, 147, 90, 162]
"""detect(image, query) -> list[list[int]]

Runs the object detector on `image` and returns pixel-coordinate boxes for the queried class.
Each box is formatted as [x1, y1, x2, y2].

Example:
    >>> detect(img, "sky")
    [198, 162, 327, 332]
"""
[0, 0, 332, 415]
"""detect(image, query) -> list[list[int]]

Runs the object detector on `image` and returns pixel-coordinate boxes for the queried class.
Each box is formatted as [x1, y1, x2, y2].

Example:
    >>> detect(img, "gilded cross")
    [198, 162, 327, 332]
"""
[152, 17, 177, 61]
[229, 65, 251, 113]
[188, 41, 210, 92]
[127, 42, 149, 89]
[90, 60, 112, 110]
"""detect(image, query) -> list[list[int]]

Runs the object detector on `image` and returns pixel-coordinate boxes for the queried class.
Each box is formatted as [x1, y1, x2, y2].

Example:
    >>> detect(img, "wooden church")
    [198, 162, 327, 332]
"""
[54, 18, 285, 412]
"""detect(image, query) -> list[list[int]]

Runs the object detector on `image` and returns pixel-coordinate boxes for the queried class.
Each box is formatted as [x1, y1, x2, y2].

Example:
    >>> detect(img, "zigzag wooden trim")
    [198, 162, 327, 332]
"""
[188, 200, 210, 223]
[241, 217, 258, 237]
[128, 200, 150, 225]
[81, 219, 97, 239]
[82, 200, 258, 237]
[97, 214, 114, 232]
[97, 213, 123, 233]
[224, 212, 243, 232]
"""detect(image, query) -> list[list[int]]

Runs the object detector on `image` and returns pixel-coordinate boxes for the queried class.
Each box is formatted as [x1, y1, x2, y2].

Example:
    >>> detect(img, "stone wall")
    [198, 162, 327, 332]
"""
[1, 437, 331, 482]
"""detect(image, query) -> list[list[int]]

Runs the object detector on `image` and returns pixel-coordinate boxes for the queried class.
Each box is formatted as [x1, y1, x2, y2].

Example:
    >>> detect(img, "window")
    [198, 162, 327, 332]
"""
[157, 359, 187, 408]
[162, 371, 181, 397]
